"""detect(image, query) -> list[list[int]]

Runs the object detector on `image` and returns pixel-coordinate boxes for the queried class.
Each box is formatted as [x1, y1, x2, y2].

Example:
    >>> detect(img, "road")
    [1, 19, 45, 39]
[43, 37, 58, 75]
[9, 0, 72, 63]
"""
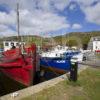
[80, 59, 100, 68]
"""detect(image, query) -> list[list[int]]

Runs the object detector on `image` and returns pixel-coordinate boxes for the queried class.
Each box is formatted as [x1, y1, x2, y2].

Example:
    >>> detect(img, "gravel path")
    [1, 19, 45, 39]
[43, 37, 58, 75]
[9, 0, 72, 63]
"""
[80, 59, 100, 68]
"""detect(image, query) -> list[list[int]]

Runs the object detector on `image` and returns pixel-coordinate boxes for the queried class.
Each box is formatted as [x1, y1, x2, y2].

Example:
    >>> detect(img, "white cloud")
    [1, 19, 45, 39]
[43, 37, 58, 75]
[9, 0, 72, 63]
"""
[19, 10, 70, 35]
[76, 0, 98, 6]
[72, 23, 82, 29]
[0, 25, 8, 32]
[82, 3, 100, 25]
[77, 0, 100, 25]
[0, 24, 17, 37]
[0, 11, 16, 25]
[0, 0, 34, 10]
[0, 0, 70, 12]
[0, 9, 70, 36]
[0, 0, 70, 36]
[69, 4, 77, 10]
[51, 0, 70, 11]
[0, 29, 17, 37]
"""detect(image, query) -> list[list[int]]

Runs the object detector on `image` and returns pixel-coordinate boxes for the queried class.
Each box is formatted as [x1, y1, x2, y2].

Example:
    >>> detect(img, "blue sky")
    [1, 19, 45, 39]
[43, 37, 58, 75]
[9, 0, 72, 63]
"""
[0, 0, 100, 37]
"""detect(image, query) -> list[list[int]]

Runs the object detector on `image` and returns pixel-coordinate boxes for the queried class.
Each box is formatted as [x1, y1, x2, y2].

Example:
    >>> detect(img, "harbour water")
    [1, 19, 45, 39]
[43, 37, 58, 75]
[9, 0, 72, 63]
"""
[0, 71, 60, 96]
[0, 72, 25, 96]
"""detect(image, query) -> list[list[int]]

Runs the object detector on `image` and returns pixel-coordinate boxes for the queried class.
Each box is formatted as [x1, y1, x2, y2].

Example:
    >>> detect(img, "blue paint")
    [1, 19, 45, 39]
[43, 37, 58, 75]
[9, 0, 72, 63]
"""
[40, 57, 71, 71]
[40, 51, 80, 71]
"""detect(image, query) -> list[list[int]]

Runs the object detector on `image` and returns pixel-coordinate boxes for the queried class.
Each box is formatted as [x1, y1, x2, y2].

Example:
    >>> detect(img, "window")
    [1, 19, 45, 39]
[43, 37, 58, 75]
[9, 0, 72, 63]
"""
[96, 46, 98, 50]
[16, 43, 19, 46]
[11, 42, 14, 46]
[5, 42, 9, 46]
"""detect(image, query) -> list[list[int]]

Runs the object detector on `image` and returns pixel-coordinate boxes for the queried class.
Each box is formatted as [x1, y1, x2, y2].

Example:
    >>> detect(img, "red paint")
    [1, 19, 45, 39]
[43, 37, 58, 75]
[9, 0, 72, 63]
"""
[95, 50, 100, 52]
[0, 44, 37, 86]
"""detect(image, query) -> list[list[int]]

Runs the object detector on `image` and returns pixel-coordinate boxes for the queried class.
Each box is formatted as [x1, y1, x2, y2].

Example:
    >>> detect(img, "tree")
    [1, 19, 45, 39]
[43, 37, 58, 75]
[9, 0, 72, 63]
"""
[66, 39, 78, 47]
[66, 36, 82, 48]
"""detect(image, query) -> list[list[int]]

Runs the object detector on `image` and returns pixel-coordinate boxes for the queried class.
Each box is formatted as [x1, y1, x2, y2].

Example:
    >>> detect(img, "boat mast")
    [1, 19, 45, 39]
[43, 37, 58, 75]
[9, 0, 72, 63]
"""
[17, 3, 21, 42]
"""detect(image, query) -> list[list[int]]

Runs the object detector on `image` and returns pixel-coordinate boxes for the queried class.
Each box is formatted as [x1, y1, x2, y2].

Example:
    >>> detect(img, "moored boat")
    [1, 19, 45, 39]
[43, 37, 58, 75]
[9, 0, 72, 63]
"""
[40, 46, 71, 74]
[40, 57, 71, 74]
[40, 46, 84, 74]
[0, 43, 38, 86]
[0, 3, 40, 86]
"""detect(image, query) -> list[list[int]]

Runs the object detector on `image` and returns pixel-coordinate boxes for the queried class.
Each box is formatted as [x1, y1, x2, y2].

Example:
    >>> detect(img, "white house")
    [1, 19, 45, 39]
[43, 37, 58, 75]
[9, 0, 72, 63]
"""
[93, 39, 100, 51]
[88, 36, 100, 52]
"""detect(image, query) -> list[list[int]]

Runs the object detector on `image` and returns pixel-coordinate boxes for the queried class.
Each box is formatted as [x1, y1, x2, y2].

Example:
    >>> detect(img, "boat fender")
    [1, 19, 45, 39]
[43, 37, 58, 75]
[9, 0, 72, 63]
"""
[40, 70, 45, 77]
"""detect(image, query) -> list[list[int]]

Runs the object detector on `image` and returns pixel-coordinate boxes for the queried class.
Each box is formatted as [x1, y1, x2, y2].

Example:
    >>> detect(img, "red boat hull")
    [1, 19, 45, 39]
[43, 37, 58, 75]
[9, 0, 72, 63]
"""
[0, 44, 37, 86]
[0, 65, 35, 86]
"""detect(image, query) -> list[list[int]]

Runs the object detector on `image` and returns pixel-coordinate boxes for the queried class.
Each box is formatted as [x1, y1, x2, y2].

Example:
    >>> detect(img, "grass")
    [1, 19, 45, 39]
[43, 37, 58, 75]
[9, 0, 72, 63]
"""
[22, 67, 100, 100]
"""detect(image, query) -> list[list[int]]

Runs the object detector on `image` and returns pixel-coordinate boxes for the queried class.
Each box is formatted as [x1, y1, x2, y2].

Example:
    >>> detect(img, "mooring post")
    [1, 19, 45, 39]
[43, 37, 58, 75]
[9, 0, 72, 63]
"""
[70, 60, 78, 81]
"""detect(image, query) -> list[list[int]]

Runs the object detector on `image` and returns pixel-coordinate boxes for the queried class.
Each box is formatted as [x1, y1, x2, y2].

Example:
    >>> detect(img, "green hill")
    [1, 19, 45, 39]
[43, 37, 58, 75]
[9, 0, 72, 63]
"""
[53, 31, 100, 48]
[0, 31, 100, 49]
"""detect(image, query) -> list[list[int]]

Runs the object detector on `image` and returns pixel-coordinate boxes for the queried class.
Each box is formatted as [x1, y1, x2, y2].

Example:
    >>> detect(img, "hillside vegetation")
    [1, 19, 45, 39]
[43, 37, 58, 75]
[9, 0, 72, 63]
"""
[0, 31, 100, 48]
[54, 31, 100, 48]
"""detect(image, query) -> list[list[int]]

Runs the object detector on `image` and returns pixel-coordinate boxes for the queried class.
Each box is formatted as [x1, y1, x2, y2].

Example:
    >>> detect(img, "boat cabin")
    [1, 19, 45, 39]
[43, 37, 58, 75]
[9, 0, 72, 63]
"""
[3, 41, 25, 51]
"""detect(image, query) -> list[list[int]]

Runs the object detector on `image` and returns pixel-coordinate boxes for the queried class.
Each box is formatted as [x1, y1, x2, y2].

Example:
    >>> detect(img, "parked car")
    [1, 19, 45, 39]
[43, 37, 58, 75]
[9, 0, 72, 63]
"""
[71, 53, 86, 62]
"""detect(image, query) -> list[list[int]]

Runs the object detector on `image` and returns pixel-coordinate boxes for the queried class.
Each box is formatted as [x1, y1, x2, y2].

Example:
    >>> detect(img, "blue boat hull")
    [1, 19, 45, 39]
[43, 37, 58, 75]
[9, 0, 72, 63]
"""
[40, 57, 71, 73]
